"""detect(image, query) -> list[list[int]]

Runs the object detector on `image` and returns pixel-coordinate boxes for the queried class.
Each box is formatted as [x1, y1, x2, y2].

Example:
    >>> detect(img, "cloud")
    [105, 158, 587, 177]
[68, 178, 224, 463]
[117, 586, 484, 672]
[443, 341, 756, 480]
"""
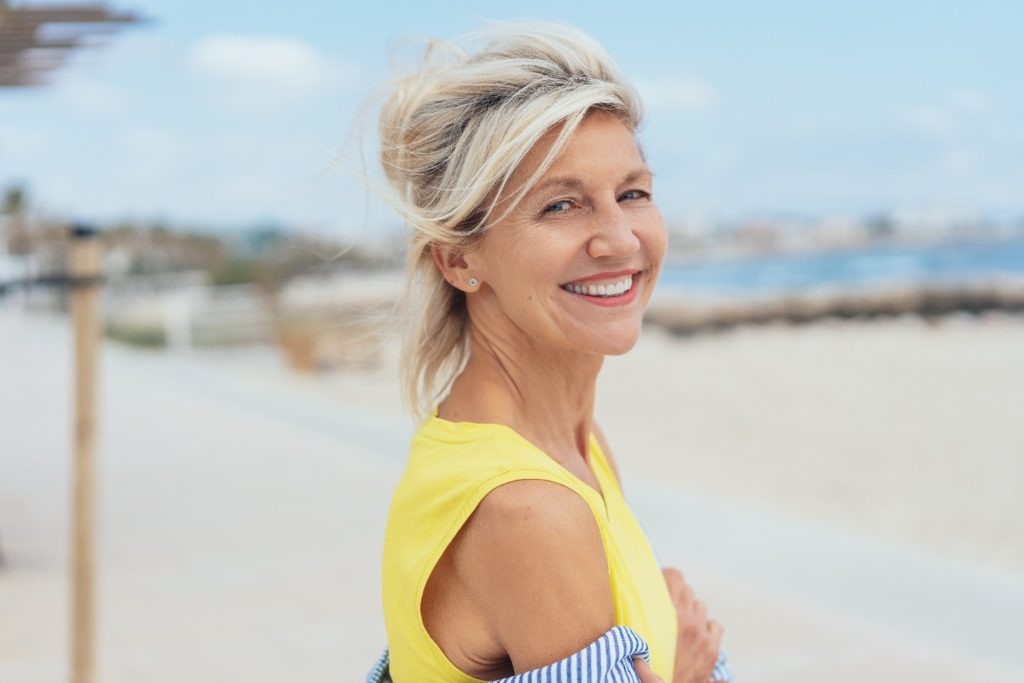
[898, 105, 957, 139]
[635, 77, 717, 113]
[948, 89, 992, 113]
[189, 34, 357, 107]
[898, 88, 996, 140]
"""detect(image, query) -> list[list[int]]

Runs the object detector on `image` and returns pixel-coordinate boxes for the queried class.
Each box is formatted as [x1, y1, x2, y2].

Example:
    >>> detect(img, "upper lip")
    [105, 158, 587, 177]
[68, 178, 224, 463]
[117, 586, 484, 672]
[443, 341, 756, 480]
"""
[562, 269, 640, 286]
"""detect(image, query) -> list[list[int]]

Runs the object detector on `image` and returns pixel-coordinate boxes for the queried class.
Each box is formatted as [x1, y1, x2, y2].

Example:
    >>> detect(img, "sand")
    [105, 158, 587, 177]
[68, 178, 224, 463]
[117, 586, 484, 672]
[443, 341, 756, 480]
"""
[599, 314, 1024, 576]
[1, 306, 1022, 682]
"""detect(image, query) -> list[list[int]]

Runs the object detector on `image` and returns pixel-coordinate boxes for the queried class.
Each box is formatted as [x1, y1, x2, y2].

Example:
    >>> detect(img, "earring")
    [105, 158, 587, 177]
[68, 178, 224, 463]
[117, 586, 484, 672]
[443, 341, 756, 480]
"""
[468, 277, 479, 287]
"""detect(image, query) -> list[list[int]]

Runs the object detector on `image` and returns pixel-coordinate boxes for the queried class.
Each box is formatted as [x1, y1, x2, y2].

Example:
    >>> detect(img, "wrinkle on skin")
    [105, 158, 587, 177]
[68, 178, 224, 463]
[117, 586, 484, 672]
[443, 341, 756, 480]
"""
[438, 110, 666, 476]
[464, 319, 601, 462]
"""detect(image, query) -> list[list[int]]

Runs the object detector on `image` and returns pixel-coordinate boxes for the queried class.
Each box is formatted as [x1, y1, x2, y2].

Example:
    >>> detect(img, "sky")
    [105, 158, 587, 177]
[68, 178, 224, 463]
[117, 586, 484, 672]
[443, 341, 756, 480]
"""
[1, 0, 1022, 240]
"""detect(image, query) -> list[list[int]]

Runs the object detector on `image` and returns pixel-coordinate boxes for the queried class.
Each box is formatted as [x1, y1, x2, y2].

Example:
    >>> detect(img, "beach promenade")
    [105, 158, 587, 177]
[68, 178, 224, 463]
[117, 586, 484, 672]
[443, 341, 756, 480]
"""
[2, 308, 1023, 682]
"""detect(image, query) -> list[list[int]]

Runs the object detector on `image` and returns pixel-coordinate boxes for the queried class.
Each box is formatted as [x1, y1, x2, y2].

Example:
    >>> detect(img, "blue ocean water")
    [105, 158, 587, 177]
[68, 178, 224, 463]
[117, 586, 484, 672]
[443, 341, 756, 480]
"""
[658, 235, 1024, 297]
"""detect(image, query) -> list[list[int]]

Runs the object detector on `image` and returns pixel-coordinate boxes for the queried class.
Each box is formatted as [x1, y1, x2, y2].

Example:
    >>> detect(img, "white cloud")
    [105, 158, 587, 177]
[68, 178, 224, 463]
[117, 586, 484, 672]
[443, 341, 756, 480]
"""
[635, 77, 717, 113]
[948, 88, 992, 113]
[940, 144, 977, 176]
[898, 105, 957, 139]
[898, 89, 996, 141]
[189, 34, 357, 107]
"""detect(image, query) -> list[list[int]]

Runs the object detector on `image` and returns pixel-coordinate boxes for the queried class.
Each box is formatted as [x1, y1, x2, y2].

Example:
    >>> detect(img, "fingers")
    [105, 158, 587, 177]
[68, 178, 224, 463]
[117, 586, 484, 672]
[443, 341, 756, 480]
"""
[632, 657, 664, 683]
[662, 567, 690, 606]
[662, 567, 683, 584]
[707, 619, 724, 652]
[662, 567, 684, 597]
[663, 566, 727, 683]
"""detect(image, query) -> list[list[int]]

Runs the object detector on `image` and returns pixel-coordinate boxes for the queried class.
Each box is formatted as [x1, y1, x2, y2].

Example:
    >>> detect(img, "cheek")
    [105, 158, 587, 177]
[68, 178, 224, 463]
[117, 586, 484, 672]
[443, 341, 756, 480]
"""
[477, 243, 547, 312]
[500, 229, 575, 286]
[641, 213, 668, 263]
[477, 223, 533, 280]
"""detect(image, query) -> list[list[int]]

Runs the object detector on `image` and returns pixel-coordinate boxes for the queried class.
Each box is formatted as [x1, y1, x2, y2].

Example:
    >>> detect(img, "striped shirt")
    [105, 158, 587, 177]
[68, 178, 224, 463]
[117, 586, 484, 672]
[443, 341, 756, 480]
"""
[365, 626, 734, 682]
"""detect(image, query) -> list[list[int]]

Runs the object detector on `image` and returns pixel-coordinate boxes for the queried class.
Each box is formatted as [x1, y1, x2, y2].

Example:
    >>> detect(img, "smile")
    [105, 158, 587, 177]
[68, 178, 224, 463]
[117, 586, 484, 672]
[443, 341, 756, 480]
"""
[561, 274, 633, 297]
[559, 270, 641, 306]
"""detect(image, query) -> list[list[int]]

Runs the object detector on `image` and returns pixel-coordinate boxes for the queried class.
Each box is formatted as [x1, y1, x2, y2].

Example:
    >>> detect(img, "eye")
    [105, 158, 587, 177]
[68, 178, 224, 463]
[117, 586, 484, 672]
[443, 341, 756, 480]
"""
[543, 199, 575, 214]
[619, 189, 652, 202]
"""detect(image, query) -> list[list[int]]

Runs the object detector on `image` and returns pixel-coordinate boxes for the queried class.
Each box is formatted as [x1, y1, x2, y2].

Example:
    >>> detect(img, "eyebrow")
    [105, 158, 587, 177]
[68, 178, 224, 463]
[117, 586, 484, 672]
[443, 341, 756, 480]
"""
[528, 168, 654, 197]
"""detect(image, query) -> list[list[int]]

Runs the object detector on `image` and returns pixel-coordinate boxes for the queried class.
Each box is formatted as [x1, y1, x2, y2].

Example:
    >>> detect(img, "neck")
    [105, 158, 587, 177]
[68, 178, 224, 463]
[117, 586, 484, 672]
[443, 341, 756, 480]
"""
[439, 321, 603, 465]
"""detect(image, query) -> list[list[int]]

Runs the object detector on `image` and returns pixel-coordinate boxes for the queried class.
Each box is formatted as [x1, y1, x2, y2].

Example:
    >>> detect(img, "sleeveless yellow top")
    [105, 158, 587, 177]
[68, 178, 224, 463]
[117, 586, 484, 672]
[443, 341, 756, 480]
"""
[381, 414, 678, 682]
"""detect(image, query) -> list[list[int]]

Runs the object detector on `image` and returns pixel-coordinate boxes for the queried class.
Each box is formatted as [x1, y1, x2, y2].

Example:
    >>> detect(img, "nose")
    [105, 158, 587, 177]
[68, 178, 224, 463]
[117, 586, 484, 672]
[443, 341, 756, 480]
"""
[586, 203, 641, 259]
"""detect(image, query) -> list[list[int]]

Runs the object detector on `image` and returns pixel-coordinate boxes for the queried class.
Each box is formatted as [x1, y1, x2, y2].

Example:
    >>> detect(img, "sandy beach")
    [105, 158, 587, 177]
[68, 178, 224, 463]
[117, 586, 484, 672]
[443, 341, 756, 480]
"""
[600, 315, 1024, 576]
[2, 306, 1023, 682]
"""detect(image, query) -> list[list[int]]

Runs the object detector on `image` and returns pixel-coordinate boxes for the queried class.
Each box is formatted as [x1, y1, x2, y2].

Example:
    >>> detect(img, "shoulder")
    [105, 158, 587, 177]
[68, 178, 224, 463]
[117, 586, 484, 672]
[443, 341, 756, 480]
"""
[464, 479, 605, 564]
[452, 478, 615, 671]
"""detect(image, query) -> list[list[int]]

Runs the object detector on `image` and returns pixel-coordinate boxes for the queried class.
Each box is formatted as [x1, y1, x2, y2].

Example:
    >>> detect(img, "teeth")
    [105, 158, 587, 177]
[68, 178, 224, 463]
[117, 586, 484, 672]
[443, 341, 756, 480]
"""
[562, 274, 633, 297]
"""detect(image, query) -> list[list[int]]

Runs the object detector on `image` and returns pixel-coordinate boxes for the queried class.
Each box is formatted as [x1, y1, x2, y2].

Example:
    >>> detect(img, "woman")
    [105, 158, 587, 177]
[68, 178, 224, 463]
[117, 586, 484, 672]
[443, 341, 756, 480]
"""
[376, 22, 729, 683]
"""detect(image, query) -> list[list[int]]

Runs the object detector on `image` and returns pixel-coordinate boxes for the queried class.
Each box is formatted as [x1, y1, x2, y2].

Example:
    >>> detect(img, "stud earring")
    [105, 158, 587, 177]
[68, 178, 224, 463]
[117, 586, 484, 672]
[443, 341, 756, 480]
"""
[468, 277, 479, 287]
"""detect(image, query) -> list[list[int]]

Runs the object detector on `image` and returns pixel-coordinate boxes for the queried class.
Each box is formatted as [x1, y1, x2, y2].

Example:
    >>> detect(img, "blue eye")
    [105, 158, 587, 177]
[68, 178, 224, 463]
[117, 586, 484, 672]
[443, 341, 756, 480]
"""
[544, 199, 574, 214]
[619, 189, 651, 202]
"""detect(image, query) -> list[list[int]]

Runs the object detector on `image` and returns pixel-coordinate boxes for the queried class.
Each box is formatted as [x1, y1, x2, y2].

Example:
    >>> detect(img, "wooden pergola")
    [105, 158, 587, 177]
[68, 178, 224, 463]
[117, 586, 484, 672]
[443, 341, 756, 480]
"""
[2, 4, 144, 682]
[0, 1, 142, 87]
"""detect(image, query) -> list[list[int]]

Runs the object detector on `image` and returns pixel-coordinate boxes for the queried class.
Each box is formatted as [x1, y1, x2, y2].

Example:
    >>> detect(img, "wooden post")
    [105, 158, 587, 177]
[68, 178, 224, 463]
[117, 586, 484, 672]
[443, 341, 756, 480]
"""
[69, 225, 102, 683]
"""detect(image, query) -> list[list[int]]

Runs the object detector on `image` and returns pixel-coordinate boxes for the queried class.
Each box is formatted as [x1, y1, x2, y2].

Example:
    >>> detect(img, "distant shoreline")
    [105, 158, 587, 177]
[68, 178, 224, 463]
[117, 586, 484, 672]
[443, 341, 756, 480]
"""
[646, 278, 1024, 336]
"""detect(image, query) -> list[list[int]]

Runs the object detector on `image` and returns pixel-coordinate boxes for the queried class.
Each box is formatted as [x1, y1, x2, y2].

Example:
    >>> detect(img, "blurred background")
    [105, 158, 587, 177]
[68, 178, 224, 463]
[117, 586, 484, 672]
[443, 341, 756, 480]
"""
[2, 1, 1023, 681]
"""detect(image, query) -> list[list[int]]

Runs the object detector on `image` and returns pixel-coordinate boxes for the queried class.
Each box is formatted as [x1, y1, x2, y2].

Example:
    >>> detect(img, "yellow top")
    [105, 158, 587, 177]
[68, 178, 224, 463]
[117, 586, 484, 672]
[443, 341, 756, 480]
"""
[381, 414, 678, 681]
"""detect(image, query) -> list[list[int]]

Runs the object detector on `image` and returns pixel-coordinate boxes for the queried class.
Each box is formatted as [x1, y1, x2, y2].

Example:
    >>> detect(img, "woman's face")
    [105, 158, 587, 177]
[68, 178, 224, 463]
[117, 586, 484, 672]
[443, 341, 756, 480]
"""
[465, 109, 667, 357]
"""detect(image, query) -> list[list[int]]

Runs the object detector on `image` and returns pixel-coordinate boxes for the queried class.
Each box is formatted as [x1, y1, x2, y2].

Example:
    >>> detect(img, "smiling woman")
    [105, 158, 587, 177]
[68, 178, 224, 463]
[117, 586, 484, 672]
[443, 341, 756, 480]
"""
[442, 110, 664, 362]
[374, 22, 731, 683]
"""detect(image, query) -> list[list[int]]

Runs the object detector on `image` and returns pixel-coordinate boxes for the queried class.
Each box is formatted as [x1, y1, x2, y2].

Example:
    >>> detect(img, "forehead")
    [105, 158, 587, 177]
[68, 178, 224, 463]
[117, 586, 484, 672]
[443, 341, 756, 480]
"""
[512, 110, 645, 191]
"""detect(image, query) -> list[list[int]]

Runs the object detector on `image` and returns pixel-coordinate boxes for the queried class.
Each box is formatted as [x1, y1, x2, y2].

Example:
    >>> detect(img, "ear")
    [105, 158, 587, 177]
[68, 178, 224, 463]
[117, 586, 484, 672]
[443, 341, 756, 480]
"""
[430, 243, 478, 292]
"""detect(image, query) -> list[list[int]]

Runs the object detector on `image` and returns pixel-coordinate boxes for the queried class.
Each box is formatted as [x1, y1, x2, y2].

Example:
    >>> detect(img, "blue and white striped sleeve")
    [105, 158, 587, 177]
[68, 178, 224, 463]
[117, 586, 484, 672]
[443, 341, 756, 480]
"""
[710, 649, 734, 682]
[490, 625, 651, 683]
[365, 632, 734, 683]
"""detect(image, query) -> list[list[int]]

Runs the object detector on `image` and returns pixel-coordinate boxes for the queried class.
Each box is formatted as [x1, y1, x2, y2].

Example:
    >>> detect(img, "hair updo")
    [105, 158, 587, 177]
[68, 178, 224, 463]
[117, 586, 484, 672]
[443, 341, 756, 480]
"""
[378, 21, 643, 416]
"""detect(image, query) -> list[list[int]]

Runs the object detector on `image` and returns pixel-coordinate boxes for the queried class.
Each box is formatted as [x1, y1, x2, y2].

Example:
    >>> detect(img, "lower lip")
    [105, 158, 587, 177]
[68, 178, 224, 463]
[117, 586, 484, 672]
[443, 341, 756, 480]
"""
[562, 275, 641, 307]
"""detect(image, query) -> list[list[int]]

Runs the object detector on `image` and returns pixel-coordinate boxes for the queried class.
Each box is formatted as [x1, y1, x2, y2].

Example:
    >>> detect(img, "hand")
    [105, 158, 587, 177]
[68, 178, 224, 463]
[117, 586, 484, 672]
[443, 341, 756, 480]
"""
[633, 657, 664, 682]
[663, 567, 723, 683]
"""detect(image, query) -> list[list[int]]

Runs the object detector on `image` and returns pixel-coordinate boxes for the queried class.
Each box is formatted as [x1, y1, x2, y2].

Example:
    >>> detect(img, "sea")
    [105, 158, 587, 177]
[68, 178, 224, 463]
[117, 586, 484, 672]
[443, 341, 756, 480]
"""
[658, 234, 1024, 298]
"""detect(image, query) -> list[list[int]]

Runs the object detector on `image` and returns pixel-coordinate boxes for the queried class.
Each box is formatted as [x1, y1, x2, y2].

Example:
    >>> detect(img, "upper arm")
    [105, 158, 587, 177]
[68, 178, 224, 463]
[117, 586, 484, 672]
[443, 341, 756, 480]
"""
[454, 479, 615, 673]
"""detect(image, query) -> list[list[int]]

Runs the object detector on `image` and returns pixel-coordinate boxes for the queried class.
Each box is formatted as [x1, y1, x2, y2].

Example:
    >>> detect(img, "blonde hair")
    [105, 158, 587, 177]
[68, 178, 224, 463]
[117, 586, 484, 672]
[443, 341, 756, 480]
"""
[378, 21, 642, 416]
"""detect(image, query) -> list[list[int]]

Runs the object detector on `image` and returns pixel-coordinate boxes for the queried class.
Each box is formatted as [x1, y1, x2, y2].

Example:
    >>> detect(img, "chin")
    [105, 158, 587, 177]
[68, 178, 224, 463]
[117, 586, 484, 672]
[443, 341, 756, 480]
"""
[602, 339, 640, 356]
[590, 327, 642, 356]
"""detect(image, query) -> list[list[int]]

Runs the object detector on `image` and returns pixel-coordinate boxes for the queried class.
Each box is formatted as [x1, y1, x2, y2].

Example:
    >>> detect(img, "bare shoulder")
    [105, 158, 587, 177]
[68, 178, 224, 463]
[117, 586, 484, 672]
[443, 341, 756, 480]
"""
[453, 479, 614, 672]
[591, 421, 622, 484]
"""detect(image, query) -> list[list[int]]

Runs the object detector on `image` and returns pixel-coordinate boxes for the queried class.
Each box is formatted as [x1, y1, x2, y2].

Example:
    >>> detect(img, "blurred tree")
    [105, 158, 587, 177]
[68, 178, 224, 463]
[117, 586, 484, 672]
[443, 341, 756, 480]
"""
[210, 257, 263, 287]
[2, 183, 31, 255]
